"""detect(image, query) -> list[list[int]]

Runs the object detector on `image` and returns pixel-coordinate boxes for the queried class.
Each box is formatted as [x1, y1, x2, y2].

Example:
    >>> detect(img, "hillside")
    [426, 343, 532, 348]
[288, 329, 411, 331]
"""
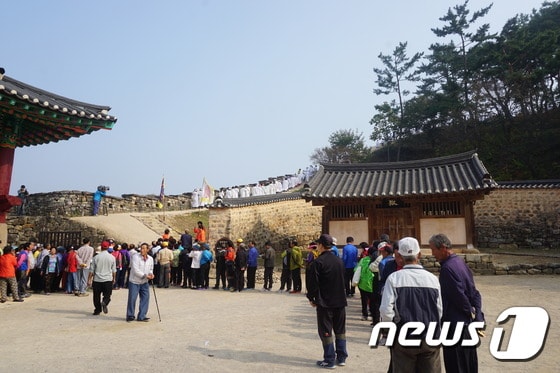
[369, 108, 560, 181]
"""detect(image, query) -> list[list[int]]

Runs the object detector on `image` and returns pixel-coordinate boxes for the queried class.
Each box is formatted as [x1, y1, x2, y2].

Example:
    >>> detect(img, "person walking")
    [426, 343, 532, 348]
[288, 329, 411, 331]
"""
[88, 240, 116, 315]
[380, 237, 442, 373]
[306, 234, 348, 369]
[342, 236, 358, 297]
[430, 233, 484, 373]
[126, 243, 154, 322]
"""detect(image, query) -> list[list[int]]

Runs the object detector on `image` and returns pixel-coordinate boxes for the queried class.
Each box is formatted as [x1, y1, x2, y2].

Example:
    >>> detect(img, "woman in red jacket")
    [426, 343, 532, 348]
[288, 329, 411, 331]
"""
[0, 246, 24, 302]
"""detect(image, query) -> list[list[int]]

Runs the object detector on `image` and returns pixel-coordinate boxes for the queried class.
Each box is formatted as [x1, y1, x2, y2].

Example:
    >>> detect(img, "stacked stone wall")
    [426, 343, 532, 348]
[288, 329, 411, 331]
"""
[474, 189, 560, 249]
[16, 191, 191, 217]
[209, 199, 323, 250]
[6, 215, 106, 246]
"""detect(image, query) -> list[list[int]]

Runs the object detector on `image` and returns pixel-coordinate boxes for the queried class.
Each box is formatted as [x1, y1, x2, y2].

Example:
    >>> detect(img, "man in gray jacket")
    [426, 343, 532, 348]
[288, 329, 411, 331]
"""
[88, 240, 116, 315]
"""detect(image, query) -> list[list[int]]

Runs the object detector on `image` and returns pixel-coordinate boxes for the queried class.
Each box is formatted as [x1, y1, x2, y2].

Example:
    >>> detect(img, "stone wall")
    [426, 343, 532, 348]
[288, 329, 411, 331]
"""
[209, 198, 323, 250]
[17, 191, 192, 217]
[420, 253, 495, 275]
[474, 188, 560, 249]
[6, 215, 106, 246]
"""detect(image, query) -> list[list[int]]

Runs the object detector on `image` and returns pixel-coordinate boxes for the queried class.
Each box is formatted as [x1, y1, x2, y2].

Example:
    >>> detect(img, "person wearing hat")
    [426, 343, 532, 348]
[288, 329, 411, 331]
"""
[156, 241, 173, 288]
[306, 233, 348, 369]
[65, 245, 79, 294]
[88, 240, 117, 315]
[380, 237, 442, 373]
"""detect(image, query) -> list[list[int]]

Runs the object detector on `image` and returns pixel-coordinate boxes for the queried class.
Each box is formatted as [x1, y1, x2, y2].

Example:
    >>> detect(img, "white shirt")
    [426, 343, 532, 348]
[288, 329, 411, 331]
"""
[188, 250, 202, 268]
[128, 252, 154, 285]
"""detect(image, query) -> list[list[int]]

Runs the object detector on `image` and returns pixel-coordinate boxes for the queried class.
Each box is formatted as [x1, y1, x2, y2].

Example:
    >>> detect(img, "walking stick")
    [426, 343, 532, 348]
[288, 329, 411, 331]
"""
[151, 281, 162, 322]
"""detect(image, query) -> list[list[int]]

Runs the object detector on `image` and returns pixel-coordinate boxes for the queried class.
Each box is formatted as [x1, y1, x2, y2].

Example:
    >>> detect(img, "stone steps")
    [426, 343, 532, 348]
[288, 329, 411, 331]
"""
[131, 214, 181, 239]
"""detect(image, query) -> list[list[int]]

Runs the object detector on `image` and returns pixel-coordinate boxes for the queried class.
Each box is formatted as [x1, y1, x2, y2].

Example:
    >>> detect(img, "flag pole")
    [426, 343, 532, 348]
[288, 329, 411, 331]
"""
[159, 175, 166, 222]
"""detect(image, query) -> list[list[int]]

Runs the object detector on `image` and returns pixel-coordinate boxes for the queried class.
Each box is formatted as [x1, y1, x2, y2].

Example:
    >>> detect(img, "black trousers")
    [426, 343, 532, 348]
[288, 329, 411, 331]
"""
[291, 268, 302, 292]
[201, 262, 210, 288]
[226, 262, 236, 288]
[215, 259, 226, 288]
[246, 266, 257, 289]
[316, 306, 346, 341]
[443, 325, 479, 373]
[263, 267, 274, 289]
[235, 268, 245, 291]
[182, 265, 193, 287]
[344, 268, 355, 295]
[92, 281, 113, 313]
[280, 268, 291, 290]
[358, 288, 374, 317]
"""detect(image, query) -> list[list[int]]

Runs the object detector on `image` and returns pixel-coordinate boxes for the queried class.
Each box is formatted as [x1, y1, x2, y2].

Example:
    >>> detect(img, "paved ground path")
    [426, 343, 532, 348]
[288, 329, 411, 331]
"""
[71, 210, 190, 244]
[1, 275, 558, 372]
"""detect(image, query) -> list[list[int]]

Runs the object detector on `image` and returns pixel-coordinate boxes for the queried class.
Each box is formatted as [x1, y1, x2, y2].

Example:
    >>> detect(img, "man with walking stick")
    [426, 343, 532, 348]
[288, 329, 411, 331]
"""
[126, 243, 154, 322]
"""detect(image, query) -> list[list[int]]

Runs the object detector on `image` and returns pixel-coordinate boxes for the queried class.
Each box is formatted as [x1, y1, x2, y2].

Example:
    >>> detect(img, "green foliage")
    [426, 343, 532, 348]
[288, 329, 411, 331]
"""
[310, 129, 370, 164]
[365, 1, 560, 180]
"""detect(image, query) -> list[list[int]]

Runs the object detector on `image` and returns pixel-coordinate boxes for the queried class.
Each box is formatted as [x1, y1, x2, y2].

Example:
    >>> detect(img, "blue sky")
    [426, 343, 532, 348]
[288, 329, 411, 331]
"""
[5, 0, 545, 197]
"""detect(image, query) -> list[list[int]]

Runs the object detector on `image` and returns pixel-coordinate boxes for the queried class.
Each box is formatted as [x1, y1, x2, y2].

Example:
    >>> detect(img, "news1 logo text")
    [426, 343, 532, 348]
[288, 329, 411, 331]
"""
[369, 307, 549, 361]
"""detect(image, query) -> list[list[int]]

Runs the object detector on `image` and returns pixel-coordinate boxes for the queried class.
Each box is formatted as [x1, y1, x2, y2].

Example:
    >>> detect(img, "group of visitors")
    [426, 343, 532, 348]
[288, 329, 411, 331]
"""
[302, 232, 484, 372]
[1, 228, 484, 372]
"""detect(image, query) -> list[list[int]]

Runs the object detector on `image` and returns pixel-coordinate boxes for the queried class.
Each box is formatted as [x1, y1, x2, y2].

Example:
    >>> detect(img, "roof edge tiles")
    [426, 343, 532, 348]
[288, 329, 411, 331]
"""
[0, 75, 117, 121]
[304, 151, 497, 200]
[211, 192, 303, 208]
[497, 180, 560, 189]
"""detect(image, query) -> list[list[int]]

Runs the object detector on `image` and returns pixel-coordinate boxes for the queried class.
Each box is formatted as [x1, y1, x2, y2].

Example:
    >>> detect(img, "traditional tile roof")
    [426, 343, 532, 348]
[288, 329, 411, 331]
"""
[497, 180, 560, 189]
[303, 151, 497, 201]
[211, 192, 303, 208]
[0, 73, 117, 148]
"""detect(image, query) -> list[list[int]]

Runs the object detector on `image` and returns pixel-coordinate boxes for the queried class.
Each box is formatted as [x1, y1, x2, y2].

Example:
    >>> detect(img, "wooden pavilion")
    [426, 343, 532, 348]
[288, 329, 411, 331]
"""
[302, 151, 497, 248]
[0, 69, 117, 243]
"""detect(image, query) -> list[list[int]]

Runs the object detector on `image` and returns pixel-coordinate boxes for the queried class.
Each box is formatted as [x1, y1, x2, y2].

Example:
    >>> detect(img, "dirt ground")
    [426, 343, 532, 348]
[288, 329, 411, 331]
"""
[484, 248, 560, 266]
[1, 274, 559, 373]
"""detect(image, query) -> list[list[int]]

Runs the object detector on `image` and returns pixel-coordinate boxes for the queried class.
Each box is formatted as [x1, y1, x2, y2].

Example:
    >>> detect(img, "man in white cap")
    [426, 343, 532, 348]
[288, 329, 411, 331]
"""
[380, 237, 443, 373]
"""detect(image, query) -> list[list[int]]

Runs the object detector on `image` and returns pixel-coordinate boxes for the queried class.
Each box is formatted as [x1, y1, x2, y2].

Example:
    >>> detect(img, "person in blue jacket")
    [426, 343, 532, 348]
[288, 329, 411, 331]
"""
[92, 186, 107, 215]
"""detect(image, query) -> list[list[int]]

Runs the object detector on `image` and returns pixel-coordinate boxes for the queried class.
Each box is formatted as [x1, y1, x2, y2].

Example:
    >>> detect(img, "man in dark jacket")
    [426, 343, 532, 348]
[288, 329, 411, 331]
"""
[233, 242, 247, 292]
[306, 234, 348, 369]
[430, 233, 484, 373]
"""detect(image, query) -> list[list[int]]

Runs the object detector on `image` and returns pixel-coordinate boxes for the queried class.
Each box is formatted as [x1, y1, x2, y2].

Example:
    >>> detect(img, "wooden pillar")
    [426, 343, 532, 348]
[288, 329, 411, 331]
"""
[0, 146, 16, 243]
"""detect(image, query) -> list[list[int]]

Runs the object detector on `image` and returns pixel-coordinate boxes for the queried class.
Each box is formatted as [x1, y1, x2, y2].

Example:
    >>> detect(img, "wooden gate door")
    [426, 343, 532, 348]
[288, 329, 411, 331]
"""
[371, 208, 415, 242]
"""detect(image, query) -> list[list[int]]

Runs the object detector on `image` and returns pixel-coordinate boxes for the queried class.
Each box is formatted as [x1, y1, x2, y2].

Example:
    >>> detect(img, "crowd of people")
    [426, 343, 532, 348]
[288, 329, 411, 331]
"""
[0, 228, 484, 372]
[190, 166, 318, 208]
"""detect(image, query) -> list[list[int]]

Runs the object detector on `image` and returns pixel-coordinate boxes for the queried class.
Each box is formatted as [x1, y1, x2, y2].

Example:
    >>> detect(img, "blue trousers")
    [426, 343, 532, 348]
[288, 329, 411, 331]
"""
[127, 282, 150, 320]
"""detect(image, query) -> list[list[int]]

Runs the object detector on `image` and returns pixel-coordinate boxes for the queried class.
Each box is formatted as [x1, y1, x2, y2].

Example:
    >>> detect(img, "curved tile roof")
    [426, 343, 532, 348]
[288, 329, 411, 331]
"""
[303, 151, 497, 201]
[0, 73, 117, 147]
[211, 192, 303, 208]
